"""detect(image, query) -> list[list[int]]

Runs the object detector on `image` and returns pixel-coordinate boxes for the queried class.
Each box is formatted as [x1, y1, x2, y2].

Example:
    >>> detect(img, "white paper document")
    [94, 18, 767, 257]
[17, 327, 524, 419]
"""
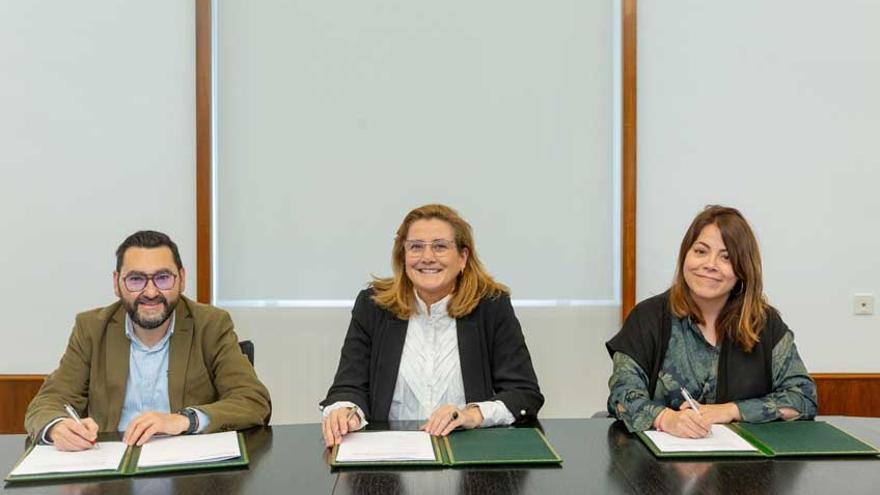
[137, 431, 241, 468]
[643, 424, 758, 452]
[9, 442, 128, 476]
[336, 431, 436, 462]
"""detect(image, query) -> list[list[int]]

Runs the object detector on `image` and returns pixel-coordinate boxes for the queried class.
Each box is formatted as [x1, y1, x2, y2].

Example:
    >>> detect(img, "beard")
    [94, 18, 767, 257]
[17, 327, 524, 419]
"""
[124, 294, 178, 330]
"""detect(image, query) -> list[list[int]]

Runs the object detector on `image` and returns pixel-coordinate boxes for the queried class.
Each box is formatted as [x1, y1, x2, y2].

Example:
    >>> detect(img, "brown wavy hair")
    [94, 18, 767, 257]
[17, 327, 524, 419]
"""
[371, 204, 509, 319]
[669, 205, 769, 352]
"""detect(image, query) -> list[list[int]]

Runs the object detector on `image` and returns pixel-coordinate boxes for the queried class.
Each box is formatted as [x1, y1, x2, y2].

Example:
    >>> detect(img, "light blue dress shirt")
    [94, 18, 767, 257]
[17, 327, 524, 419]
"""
[119, 312, 209, 432]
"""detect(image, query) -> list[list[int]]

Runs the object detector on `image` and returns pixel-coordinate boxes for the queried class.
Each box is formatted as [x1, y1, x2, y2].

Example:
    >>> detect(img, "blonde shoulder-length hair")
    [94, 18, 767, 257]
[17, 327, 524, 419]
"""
[370, 204, 509, 319]
[669, 205, 769, 352]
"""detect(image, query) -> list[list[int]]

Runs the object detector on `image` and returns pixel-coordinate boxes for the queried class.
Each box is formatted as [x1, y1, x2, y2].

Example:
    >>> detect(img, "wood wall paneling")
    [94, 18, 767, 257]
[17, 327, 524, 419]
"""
[0, 375, 45, 434]
[813, 374, 880, 417]
[196, 0, 213, 304]
[621, 0, 638, 320]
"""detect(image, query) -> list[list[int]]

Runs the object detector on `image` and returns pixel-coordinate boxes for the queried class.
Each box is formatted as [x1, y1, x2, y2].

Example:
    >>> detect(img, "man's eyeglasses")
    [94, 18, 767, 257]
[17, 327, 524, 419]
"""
[122, 271, 178, 292]
[403, 239, 456, 257]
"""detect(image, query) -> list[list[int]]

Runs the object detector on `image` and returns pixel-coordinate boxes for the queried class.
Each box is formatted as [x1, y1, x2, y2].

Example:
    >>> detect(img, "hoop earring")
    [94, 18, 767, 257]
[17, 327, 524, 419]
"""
[733, 280, 745, 296]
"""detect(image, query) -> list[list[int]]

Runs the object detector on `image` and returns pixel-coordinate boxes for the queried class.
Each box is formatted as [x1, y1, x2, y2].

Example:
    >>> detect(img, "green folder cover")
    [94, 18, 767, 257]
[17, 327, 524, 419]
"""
[637, 421, 880, 458]
[331, 427, 562, 467]
[5, 433, 248, 483]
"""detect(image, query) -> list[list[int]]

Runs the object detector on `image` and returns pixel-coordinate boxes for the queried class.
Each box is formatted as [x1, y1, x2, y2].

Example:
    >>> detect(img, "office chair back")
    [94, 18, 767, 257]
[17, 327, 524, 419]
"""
[239, 340, 255, 366]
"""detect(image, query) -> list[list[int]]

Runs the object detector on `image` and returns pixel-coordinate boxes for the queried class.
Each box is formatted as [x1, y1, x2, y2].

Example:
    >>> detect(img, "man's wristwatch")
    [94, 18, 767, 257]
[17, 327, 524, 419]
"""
[177, 408, 199, 435]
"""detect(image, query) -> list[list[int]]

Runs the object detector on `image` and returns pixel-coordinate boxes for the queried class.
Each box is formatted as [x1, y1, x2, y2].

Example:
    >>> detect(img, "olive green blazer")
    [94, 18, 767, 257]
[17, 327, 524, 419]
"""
[25, 296, 272, 440]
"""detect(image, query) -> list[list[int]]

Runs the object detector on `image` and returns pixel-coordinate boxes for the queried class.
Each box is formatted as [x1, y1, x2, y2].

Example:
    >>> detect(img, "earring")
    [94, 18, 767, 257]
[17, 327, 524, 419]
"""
[733, 280, 745, 296]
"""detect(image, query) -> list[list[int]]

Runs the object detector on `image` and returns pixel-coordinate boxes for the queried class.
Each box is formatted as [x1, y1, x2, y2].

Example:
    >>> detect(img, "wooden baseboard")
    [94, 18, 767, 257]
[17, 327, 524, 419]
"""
[0, 375, 45, 434]
[812, 373, 880, 417]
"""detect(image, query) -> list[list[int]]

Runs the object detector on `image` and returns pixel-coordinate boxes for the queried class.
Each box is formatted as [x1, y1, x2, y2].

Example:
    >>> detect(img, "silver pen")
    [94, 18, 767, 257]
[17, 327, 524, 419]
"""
[680, 387, 712, 437]
[63, 403, 99, 449]
[345, 404, 360, 423]
[679, 387, 701, 414]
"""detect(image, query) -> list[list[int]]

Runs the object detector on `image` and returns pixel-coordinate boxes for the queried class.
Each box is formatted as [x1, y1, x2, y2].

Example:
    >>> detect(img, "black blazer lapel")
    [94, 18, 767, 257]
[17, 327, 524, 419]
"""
[457, 316, 486, 402]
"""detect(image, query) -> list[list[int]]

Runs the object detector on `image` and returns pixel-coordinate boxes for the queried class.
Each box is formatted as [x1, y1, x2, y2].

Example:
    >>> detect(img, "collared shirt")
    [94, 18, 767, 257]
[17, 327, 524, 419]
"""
[390, 293, 466, 421]
[607, 316, 818, 432]
[119, 312, 209, 432]
[117, 312, 175, 431]
[323, 293, 515, 427]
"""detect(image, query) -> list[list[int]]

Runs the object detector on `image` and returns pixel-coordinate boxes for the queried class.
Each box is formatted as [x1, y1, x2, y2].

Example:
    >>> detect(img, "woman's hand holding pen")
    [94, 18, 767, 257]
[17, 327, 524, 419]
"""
[322, 406, 362, 448]
[421, 404, 483, 437]
[657, 388, 740, 438]
[656, 399, 745, 438]
[654, 408, 711, 438]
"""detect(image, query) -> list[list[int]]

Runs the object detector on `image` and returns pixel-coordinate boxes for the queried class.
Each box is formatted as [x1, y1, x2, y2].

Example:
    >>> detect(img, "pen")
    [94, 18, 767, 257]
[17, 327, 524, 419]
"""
[680, 387, 701, 414]
[63, 403, 98, 448]
[345, 405, 359, 423]
[680, 388, 712, 437]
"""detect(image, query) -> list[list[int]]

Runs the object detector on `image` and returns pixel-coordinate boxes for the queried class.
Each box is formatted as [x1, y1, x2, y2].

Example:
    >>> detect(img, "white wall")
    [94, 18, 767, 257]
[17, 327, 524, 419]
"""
[214, 0, 622, 424]
[0, 1, 619, 425]
[637, 1, 880, 371]
[0, 1, 196, 373]
[15, 0, 876, 427]
[214, 0, 616, 303]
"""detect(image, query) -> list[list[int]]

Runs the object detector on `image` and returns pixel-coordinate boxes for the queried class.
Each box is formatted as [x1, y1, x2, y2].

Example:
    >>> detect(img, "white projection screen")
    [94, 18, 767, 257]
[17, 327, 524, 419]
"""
[215, 1, 618, 305]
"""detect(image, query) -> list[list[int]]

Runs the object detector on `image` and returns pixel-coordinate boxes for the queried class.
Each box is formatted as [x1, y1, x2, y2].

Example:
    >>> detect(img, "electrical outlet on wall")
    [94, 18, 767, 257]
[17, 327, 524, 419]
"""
[853, 294, 875, 316]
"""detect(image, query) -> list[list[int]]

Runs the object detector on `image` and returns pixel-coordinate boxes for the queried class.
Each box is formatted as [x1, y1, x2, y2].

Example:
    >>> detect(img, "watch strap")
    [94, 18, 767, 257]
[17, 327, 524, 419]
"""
[177, 407, 199, 435]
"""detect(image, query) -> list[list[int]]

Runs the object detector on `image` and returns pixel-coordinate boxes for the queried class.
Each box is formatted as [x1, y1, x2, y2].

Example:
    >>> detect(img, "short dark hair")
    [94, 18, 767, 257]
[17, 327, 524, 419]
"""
[115, 230, 184, 272]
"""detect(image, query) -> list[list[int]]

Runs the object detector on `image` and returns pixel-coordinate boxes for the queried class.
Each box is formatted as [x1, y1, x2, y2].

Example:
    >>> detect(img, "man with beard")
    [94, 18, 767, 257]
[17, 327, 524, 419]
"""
[24, 231, 271, 451]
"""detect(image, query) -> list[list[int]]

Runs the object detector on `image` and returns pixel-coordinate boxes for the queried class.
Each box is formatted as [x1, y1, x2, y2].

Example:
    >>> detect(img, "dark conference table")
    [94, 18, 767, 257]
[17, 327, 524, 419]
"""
[2, 417, 880, 495]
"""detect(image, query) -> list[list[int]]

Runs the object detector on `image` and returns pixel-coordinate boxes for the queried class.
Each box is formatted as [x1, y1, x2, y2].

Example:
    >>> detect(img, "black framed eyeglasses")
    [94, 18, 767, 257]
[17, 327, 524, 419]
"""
[122, 271, 178, 292]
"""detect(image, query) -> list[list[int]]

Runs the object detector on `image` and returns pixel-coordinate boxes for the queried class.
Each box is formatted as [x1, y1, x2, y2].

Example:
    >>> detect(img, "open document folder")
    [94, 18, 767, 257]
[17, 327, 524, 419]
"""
[336, 431, 437, 463]
[637, 421, 880, 458]
[6, 431, 248, 482]
[331, 427, 562, 467]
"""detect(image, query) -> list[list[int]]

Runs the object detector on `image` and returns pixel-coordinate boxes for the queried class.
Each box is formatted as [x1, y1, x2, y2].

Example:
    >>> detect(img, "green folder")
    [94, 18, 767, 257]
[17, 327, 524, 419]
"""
[5, 433, 248, 483]
[331, 427, 562, 467]
[637, 420, 880, 458]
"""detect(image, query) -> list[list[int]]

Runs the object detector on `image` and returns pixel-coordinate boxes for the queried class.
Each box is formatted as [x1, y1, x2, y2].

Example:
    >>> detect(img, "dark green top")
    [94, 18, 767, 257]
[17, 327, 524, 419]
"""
[608, 316, 817, 432]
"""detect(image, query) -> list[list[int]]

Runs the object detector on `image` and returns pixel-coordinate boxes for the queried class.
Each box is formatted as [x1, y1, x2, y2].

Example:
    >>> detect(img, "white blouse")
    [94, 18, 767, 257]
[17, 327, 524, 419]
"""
[390, 293, 464, 420]
[323, 293, 514, 428]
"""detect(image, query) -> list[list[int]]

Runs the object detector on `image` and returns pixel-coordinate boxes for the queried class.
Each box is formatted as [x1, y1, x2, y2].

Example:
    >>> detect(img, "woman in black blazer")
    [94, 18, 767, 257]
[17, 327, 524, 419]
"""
[320, 204, 543, 447]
